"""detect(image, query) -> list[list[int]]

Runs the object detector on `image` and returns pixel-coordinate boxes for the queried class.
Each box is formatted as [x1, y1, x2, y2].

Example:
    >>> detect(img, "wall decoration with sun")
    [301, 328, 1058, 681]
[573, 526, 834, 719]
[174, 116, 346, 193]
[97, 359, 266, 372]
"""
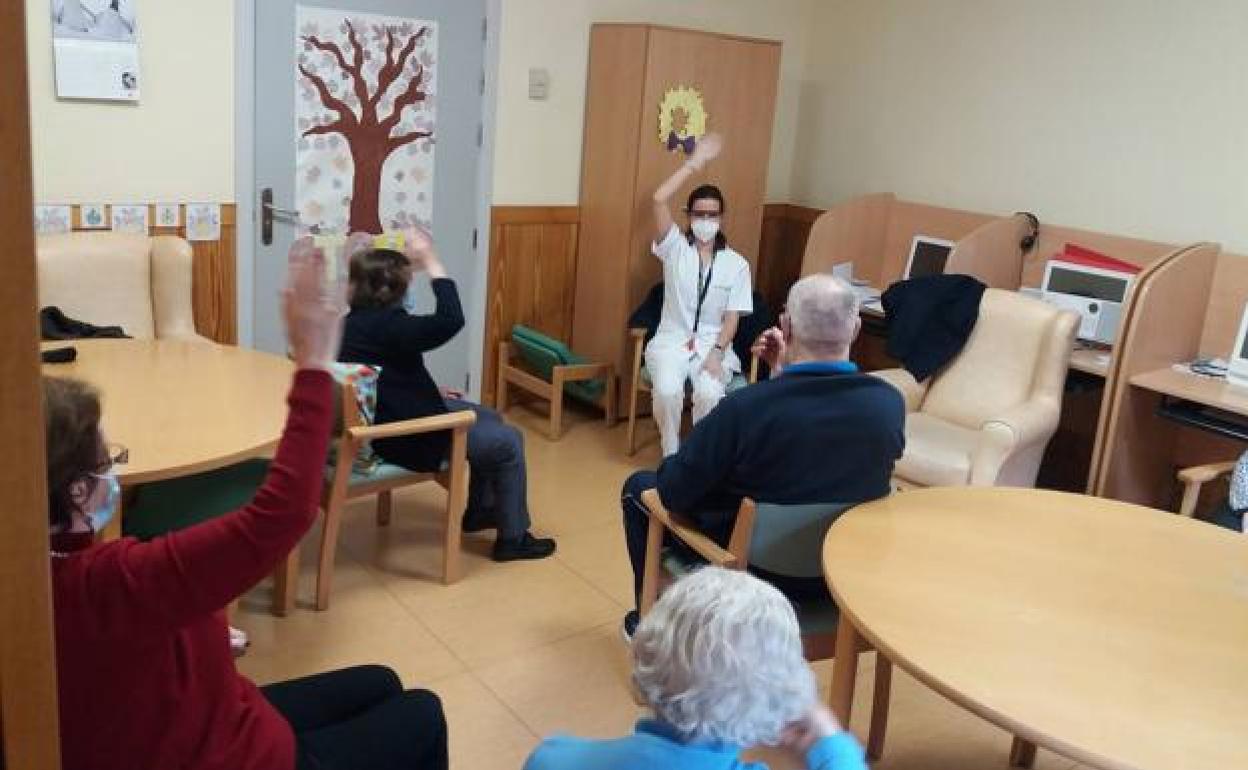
[658, 86, 708, 155]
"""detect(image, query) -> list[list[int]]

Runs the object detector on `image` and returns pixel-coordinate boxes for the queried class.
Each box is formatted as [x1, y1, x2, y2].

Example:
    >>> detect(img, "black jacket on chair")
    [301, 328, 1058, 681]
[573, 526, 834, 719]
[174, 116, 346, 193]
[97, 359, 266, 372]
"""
[881, 275, 986, 382]
[39, 306, 128, 340]
[338, 278, 465, 472]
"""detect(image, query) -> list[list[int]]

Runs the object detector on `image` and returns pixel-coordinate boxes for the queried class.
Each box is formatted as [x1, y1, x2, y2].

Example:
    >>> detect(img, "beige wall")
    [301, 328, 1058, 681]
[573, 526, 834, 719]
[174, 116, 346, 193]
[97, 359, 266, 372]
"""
[492, 0, 814, 204]
[791, 0, 1248, 253]
[25, 0, 235, 202]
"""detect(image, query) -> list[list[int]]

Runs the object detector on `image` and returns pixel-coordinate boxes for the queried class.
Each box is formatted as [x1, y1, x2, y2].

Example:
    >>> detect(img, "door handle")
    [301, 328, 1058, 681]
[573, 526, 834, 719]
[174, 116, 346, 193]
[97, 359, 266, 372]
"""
[260, 187, 301, 245]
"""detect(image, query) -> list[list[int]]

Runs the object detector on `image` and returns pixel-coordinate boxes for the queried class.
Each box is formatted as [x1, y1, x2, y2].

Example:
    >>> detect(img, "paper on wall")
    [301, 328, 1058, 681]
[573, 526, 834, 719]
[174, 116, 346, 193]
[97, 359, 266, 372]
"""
[34, 205, 73, 234]
[111, 204, 149, 234]
[155, 204, 181, 228]
[79, 203, 109, 229]
[185, 203, 221, 241]
[51, 0, 141, 101]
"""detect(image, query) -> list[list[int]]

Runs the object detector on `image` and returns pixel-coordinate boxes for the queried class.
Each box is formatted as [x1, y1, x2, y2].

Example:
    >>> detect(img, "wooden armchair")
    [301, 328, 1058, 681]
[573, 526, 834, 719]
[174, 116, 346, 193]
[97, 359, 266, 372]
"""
[496, 324, 616, 440]
[273, 379, 476, 614]
[637, 490, 893, 760]
[625, 329, 760, 455]
[1178, 461, 1236, 519]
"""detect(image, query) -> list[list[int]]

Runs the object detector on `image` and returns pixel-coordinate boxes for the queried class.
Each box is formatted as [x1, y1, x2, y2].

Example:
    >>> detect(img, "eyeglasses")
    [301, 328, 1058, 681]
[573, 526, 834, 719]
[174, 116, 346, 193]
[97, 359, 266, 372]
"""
[98, 442, 129, 472]
[686, 210, 721, 220]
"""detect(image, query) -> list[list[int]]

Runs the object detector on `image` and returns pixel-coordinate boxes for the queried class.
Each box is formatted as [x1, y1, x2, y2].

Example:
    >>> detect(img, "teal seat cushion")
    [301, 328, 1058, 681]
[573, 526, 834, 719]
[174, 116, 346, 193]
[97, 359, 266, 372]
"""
[124, 459, 270, 541]
[511, 324, 605, 403]
[326, 459, 448, 486]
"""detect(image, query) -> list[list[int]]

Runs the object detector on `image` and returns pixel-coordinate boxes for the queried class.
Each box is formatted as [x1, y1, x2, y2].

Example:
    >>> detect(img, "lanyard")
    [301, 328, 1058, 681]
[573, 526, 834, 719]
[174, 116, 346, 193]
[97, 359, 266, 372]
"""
[692, 252, 716, 335]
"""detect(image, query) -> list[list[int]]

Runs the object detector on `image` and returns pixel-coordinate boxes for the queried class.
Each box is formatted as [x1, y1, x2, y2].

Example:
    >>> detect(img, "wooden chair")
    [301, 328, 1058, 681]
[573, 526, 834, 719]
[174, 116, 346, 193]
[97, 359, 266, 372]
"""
[638, 491, 893, 760]
[1177, 461, 1235, 518]
[625, 328, 760, 455]
[497, 324, 616, 440]
[273, 379, 476, 614]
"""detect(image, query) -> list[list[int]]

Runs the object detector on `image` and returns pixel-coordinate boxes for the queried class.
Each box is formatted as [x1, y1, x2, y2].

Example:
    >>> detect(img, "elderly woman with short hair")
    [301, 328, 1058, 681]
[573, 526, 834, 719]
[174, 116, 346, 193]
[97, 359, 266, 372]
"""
[524, 567, 867, 770]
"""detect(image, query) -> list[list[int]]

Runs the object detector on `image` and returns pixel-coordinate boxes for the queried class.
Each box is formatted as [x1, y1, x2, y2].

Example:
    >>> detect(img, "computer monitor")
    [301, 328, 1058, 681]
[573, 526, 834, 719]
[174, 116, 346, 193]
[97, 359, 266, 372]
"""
[903, 236, 955, 280]
[1228, 302, 1248, 389]
[1041, 261, 1132, 304]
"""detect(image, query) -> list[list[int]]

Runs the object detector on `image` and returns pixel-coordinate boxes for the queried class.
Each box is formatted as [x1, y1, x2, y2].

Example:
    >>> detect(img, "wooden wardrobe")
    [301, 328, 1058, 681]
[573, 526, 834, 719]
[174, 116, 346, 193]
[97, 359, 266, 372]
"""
[572, 24, 781, 398]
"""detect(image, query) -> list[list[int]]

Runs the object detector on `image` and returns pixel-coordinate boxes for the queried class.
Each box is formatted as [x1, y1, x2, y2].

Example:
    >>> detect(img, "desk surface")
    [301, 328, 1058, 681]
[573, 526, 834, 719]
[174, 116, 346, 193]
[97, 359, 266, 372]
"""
[1130, 367, 1248, 418]
[41, 339, 294, 485]
[823, 487, 1248, 770]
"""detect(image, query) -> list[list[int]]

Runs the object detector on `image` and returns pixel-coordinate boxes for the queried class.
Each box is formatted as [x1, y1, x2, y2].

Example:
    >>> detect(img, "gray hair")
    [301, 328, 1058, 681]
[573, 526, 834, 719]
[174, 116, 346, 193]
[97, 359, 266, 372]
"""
[786, 274, 859, 351]
[631, 567, 817, 746]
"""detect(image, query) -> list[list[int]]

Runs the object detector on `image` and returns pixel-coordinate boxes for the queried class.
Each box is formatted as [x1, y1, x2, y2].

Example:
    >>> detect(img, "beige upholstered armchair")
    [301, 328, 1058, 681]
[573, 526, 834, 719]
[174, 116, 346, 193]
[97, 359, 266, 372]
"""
[36, 232, 209, 342]
[872, 289, 1078, 488]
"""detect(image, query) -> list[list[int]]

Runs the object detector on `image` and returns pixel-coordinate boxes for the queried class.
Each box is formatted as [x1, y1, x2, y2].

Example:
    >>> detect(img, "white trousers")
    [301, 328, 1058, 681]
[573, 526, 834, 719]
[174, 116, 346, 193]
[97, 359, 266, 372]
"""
[645, 342, 732, 457]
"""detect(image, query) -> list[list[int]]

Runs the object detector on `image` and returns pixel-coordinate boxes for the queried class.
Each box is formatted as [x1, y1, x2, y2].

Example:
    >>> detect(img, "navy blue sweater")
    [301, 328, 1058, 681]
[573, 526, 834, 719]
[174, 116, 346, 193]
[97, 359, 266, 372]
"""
[656, 366, 905, 515]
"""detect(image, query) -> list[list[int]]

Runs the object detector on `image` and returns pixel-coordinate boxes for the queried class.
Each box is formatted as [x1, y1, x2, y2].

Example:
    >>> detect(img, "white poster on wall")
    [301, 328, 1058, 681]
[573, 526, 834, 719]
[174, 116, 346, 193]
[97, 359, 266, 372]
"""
[51, 0, 141, 102]
[295, 6, 438, 234]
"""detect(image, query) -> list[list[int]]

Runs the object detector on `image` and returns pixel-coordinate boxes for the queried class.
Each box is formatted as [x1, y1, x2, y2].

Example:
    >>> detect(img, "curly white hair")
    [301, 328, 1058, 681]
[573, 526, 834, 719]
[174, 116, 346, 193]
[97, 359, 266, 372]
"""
[631, 566, 817, 746]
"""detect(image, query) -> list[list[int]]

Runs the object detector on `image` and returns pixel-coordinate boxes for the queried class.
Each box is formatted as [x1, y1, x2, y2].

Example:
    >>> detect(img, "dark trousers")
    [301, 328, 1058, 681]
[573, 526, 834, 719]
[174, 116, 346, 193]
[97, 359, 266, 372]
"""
[445, 400, 532, 539]
[621, 471, 828, 610]
[262, 665, 447, 770]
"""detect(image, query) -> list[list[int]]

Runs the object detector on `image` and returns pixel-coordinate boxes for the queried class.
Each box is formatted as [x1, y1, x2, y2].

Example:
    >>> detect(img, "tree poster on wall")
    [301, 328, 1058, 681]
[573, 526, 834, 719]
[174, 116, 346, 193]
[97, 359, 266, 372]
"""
[295, 7, 437, 234]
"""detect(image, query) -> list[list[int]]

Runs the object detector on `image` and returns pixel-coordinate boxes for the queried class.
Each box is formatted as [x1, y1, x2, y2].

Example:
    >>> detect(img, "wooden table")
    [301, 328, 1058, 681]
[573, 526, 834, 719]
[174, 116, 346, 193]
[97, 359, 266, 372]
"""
[41, 339, 294, 486]
[823, 487, 1248, 770]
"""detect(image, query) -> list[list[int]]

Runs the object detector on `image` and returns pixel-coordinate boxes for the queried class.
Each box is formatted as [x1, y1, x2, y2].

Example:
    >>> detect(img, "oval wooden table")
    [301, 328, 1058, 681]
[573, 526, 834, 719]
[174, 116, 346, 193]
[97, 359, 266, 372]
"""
[41, 338, 294, 486]
[823, 487, 1248, 770]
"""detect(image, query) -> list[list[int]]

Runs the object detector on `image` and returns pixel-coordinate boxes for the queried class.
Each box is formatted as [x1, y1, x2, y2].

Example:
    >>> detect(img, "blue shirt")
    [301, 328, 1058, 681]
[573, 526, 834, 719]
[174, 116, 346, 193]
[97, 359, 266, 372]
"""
[781, 361, 859, 376]
[524, 719, 868, 770]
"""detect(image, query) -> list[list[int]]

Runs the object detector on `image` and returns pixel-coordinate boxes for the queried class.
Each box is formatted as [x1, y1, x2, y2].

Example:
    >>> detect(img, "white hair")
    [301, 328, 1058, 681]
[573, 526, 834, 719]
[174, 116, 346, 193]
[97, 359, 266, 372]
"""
[631, 566, 817, 746]
[786, 274, 859, 350]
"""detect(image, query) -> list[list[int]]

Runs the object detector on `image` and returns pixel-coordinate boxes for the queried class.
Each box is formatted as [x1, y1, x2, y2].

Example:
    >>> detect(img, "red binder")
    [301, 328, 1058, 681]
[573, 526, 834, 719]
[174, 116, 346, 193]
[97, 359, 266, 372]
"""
[1054, 243, 1141, 274]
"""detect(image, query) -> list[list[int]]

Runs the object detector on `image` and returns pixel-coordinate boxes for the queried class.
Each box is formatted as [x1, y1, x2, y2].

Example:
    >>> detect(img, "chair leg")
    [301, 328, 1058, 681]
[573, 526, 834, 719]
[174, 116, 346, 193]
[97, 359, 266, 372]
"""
[271, 544, 300, 617]
[442, 433, 469, 585]
[376, 490, 392, 527]
[829, 619, 860, 726]
[638, 515, 666, 616]
[627, 384, 641, 456]
[496, 343, 510, 413]
[867, 652, 892, 760]
[1009, 737, 1037, 768]
[604, 371, 618, 427]
[549, 374, 565, 441]
[315, 495, 347, 611]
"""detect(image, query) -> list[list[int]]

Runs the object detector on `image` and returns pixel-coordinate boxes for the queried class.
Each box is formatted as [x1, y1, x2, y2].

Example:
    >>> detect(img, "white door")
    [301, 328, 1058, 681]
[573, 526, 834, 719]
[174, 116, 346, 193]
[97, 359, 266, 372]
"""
[253, 0, 486, 390]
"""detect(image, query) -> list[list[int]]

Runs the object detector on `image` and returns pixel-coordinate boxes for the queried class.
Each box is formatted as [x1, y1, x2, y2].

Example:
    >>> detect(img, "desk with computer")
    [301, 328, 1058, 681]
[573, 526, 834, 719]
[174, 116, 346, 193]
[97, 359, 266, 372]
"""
[800, 193, 1243, 501]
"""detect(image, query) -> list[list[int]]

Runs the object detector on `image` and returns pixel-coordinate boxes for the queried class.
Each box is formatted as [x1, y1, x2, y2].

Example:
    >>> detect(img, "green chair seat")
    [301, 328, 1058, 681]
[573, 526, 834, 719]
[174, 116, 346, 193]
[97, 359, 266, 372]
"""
[511, 324, 605, 403]
[325, 459, 448, 486]
[124, 459, 270, 541]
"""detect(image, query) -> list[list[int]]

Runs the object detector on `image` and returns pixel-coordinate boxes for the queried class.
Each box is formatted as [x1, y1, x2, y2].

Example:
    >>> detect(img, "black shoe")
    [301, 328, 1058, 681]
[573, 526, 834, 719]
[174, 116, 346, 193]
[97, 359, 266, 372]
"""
[492, 532, 556, 562]
[621, 610, 640, 643]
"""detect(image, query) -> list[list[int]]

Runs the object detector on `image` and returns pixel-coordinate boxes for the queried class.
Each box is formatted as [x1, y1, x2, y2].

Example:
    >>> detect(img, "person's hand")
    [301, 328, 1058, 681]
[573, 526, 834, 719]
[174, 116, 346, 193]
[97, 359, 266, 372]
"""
[283, 236, 347, 372]
[702, 347, 725, 380]
[344, 231, 373, 261]
[778, 703, 842, 758]
[687, 132, 723, 171]
[403, 226, 447, 280]
[439, 385, 464, 400]
[751, 327, 785, 372]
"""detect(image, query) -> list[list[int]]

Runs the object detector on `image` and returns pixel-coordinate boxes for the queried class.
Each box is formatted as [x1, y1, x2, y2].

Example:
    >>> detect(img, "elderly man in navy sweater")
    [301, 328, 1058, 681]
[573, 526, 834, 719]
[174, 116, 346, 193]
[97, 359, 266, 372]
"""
[621, 273, 905, 637]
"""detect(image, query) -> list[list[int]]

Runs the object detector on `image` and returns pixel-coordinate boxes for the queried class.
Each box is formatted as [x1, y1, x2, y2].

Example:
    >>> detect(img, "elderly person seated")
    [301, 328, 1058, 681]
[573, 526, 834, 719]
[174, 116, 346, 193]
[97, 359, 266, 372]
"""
[619, 274, 905, 637]
[524, 567, 867, 770]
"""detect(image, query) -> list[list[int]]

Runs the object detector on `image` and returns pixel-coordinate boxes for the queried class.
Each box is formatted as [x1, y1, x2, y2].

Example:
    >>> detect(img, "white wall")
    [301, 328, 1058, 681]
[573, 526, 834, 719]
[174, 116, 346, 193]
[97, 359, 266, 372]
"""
[492, 0, 815, 204]
[25, 0, 235, 202]
[792, 0, 1248, 253]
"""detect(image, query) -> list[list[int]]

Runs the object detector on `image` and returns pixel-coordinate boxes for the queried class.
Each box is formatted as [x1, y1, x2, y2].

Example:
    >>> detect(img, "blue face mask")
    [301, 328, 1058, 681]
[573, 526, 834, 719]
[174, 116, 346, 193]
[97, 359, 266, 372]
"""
[86, 472, 121, 533]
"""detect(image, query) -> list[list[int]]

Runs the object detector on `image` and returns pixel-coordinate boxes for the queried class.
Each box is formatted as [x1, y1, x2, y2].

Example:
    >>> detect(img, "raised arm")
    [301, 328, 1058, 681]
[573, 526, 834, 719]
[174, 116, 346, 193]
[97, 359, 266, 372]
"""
[387, 227, 466, 356]
[78, 237, 344, 636]
[652, 132, 723, 244]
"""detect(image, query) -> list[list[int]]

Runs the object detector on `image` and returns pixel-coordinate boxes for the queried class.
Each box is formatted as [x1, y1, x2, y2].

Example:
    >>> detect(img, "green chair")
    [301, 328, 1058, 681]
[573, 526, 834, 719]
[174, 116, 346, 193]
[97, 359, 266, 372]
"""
[497, 324, 617, 440]
[637, 493, 893, 761]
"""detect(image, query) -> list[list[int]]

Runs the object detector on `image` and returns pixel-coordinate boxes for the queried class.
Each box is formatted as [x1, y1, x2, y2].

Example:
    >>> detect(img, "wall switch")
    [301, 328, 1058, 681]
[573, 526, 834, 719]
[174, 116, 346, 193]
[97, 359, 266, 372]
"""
[528, 68, 550, 100]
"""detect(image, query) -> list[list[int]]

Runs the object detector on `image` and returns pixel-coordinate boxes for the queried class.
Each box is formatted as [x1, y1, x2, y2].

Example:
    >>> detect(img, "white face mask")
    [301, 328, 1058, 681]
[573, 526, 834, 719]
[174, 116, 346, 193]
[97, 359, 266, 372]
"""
[690, 218, 720, 244]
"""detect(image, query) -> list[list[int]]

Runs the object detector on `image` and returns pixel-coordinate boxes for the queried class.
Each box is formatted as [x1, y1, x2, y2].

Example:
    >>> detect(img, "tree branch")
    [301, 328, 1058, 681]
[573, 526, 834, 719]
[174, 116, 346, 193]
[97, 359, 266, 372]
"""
[373, 26, 426, 110]
[380, 62, 427, 134]
[387, 130, 432, 152]
[302, 35, 353, 79]
[298, 64, 358, 127]
[303, 121, 349, 138]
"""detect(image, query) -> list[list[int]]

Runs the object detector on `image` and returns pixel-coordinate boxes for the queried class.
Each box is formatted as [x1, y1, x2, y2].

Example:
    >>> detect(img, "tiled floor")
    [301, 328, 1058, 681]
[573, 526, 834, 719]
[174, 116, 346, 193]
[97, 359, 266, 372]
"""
[237, 401, 1088, 770]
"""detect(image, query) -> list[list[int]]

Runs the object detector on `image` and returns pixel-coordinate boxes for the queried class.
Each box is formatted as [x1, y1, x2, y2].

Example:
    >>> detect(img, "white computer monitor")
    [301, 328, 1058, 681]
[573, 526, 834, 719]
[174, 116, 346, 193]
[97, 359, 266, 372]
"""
[1041, 260, 1132, 303]
[1228, 302, 1248, 389]
[903, 235, 955, 280]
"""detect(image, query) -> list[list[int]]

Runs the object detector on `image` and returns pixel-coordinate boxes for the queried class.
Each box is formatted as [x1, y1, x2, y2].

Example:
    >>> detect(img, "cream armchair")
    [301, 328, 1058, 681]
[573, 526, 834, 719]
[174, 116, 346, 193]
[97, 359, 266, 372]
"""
[872, 289, 1078, 488]
[37, 232, 209, 341]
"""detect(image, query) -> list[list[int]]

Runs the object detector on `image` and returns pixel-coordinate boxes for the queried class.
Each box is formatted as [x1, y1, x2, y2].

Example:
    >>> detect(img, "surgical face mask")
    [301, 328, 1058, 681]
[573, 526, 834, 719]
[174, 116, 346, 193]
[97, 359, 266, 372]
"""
[85, 472, 120, 533]
[690, 218, 720, 244]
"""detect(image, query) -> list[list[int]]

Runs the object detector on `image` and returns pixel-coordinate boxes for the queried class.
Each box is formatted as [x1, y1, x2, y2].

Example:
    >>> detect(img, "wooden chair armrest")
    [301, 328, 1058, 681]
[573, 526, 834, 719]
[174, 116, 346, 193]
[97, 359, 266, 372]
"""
[1178, 461, 1236, 484]
[554, 362, 614, 380]
[629, 327, 647, 339]
[347, 410, 477, 442]
[640, 489, 737, 567]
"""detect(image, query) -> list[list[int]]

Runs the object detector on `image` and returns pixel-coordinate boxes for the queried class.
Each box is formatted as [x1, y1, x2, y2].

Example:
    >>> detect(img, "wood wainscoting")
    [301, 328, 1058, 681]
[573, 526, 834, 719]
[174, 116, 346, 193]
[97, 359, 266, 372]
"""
[482, 205, 580, 406]
[59, 204, 238, 344]
[757, 203, 824, 314]
[481, 202, 820, 407]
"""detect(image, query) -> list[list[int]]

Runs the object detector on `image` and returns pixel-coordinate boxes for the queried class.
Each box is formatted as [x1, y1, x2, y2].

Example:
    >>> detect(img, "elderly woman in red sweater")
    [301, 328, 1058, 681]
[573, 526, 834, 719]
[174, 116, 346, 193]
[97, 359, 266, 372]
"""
[45, 238, 447, 770]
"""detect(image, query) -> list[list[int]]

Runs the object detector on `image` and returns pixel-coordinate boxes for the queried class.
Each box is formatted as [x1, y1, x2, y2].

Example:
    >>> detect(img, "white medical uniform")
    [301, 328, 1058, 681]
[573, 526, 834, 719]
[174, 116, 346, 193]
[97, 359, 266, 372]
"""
[645, 224, 753, 456]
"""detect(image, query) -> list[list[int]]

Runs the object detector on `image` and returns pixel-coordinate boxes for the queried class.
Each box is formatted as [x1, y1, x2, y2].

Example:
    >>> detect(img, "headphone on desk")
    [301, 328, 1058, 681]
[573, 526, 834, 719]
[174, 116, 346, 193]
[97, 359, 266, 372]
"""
[1016, 211, 1039, 253]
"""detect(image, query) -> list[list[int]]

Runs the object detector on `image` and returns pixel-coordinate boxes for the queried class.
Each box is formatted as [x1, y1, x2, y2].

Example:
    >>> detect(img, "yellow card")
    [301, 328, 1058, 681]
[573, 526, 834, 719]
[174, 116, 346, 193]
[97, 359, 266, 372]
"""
[373, 232, 406, 250]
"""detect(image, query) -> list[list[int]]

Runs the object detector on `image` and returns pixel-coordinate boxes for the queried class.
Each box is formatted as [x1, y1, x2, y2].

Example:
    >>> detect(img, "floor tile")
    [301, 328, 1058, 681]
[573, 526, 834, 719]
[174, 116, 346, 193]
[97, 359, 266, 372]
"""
[433, 672, 540, 770]
[551, 522, 635, 609]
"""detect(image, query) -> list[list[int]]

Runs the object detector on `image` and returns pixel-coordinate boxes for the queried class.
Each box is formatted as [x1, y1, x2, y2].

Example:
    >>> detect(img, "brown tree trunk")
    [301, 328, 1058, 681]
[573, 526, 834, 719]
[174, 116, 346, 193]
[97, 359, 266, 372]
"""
[348, 134, 388, 234]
